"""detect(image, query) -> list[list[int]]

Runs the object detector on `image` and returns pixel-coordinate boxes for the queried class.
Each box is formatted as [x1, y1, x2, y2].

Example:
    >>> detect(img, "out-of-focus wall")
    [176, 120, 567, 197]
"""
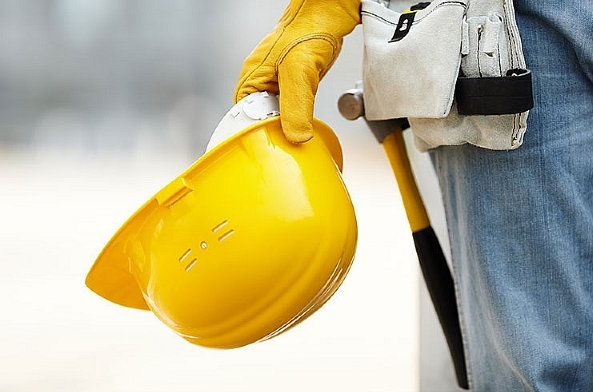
[0, 0, 292, 153]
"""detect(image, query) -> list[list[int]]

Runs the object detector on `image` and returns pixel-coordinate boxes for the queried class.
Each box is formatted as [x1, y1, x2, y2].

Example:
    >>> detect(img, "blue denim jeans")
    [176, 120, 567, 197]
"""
[430, 1, 593, 390]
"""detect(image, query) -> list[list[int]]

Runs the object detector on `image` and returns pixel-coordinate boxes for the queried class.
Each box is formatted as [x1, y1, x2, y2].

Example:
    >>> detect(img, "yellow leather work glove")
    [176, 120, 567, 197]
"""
[234, 0, 361, 143]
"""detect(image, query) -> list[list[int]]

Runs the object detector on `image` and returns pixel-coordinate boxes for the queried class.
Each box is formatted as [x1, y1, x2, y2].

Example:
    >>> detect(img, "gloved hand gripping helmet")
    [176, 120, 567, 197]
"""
[85, 92, 358, 349]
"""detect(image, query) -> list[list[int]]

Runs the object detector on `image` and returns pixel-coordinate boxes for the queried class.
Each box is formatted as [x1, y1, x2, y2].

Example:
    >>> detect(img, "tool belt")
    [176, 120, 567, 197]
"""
[361, 0, 533, 151]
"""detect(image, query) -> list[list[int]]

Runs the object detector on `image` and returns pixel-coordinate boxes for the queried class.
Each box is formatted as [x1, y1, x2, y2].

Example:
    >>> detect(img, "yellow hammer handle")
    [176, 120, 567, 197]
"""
[381, 130, 430, 233]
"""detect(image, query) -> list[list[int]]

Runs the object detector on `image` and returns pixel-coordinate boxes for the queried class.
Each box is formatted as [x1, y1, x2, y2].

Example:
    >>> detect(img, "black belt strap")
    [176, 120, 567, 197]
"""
[455, 69, 533, 115]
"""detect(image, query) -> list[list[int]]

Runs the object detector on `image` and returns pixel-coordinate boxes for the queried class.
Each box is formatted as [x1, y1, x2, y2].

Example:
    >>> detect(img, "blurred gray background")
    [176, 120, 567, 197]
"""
[0, 0, 286, 153]
[0, 1, 464, 391]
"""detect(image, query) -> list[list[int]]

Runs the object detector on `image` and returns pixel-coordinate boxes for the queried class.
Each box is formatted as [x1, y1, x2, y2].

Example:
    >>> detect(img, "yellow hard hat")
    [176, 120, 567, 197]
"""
[85, 92, 358, 349]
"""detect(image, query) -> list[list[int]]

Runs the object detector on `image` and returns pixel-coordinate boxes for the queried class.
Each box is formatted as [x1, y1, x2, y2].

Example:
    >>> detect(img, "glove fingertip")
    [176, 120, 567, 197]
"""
[282, 119, 314, 144]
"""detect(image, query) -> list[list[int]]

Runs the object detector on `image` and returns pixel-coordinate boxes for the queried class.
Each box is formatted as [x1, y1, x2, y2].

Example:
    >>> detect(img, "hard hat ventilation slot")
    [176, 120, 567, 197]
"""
[217, 229, 235, 242]
[211, 219, 229, 232]
[212, 219, 235, 242]
[184, 258, 198, 272]
[179, 248, 192, 262]
[178, 248, 199, 272]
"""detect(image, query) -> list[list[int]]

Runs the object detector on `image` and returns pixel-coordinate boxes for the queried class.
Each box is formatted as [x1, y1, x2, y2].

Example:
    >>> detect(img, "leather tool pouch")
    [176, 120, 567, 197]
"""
[361, 0, 533, 151]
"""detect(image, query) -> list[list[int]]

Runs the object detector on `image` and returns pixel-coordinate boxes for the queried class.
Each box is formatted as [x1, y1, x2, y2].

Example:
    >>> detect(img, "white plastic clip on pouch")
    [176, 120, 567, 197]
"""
[361, 0, 533, 151]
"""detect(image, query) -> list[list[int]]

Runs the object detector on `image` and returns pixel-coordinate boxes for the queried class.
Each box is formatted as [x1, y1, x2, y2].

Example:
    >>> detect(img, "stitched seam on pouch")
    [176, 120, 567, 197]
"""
[502, 0, 519, 70]
[361, 1, 467, 26]
[413, 1, 467, 24]
[360, 10, 398, 26]
[511, 113, 520, 140]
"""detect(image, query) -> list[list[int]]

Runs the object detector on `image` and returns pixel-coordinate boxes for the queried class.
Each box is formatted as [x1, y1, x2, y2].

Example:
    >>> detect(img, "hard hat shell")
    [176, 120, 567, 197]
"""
[86, 111, 358, 349]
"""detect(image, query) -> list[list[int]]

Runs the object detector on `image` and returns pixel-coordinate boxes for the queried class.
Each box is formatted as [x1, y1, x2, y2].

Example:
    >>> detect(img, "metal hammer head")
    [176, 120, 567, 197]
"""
[337, 83, 409, 142]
